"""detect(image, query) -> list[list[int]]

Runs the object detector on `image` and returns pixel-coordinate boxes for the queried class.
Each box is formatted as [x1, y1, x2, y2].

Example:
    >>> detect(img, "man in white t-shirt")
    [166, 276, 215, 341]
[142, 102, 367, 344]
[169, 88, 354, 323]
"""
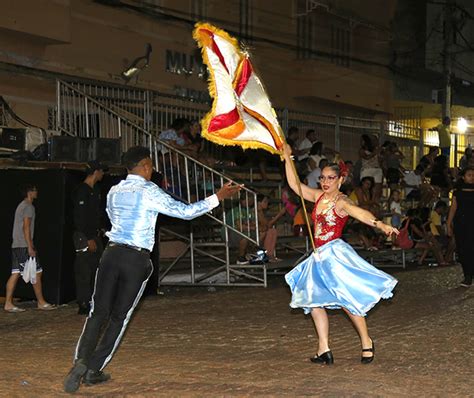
[296, 129, 318, 161]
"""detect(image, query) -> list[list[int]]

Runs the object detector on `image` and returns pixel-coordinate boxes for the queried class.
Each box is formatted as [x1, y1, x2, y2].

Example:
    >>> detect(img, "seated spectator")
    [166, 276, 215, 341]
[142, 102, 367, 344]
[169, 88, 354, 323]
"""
[350, 176, 380, 216]
[296, 129, 318, 162]
[341, 160, 355, 190]
[293, 205, 311, 237]
[256, 194, 286, 262]
[403, 165, 424, 200]
[159, 118, 190, 153]
[306, 158, 328, 189]
[388, 189, 403, 229]
[225, 194, 285, 264]
[286, 126, 300, 149]
[307, 141, 325, 172]
[397, 209, 446, 265]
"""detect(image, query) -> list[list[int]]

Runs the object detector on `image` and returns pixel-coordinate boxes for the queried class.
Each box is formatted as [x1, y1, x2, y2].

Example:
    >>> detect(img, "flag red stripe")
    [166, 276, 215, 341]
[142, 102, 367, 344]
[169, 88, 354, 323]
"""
[235, 58, 252, 96]
[201, 29, 230, 75]
[208, 108, 240, 132]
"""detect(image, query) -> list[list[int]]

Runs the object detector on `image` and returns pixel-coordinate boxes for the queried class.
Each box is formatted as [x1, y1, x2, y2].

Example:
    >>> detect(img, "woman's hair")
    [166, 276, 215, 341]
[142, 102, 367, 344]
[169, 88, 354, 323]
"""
[361, 134, 374, 152]
[321, 163, 342, 177]
[462, 166, 474, 175]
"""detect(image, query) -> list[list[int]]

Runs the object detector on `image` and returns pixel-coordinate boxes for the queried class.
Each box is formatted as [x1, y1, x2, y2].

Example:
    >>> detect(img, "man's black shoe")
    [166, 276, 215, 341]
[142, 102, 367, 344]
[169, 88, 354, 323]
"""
[83, 369, 111, 386]
[77, 303, 90, 315]
[64, 359, 88, 393]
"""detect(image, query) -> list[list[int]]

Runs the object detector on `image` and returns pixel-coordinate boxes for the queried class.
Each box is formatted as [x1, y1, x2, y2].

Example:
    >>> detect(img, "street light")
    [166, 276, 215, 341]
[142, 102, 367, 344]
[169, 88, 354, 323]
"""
[457, 117, 468, 133]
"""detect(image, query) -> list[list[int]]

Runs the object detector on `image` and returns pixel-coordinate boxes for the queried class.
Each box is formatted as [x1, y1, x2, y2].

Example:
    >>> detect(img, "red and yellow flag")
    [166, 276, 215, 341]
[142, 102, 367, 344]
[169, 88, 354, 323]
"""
[193, 23, 285, 155]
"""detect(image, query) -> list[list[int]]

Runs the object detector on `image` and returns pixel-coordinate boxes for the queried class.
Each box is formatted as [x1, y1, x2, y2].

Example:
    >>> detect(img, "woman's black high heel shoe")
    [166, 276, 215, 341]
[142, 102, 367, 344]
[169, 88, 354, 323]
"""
[310, 350, 334, 365]
[361, 340, 375, 364]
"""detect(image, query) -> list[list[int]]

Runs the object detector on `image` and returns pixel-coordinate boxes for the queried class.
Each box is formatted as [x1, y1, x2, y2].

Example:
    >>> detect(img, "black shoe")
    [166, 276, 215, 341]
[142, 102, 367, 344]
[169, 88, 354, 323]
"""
[64, 359, 88, 393]
[83, 369, 111, 386]
[361, 340, 375, 364]
[310, 350, 334, 365]
[460, 278, 472, 288]
[77, 303, 90, 315]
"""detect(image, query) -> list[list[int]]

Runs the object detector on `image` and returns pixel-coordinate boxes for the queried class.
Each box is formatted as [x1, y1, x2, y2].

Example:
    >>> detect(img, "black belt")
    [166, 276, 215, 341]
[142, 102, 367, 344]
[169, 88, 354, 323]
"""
[108, 242, 150, 254]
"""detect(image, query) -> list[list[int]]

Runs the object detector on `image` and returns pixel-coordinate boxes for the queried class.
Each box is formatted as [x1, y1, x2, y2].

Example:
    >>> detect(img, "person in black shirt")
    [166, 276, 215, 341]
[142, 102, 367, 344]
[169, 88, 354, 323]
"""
[73, 161, 107, 314]
[447, 167, 474, 287]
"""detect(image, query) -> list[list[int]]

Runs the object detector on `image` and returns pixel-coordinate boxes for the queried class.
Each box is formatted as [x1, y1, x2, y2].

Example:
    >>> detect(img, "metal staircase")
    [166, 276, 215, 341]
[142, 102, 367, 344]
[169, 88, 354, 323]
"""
[56, 80, 266, 286]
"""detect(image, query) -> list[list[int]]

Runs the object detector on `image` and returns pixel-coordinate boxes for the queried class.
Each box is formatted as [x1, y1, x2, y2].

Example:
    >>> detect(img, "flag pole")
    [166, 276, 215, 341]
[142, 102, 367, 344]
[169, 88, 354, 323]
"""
[279, 132, 316, 252]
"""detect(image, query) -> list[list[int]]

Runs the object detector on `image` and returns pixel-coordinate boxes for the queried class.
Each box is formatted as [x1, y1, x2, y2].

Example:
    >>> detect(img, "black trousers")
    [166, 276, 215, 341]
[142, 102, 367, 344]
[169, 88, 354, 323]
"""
[74, 245, 153, 371]
[74, 238, 102, 305]
[454, 224, 474, 281]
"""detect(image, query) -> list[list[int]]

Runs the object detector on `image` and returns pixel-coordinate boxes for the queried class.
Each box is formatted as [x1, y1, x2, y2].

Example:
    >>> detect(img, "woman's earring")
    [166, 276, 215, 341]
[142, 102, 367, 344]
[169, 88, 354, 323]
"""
[338, 183, 341, 189]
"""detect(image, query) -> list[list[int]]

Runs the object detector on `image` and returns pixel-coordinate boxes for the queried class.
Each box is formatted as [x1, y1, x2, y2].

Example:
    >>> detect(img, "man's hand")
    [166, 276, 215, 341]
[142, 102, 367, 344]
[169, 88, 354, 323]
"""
[28, 247, 36, 258]
[87, 239, 97, 253]
[216, 182, 242, 201]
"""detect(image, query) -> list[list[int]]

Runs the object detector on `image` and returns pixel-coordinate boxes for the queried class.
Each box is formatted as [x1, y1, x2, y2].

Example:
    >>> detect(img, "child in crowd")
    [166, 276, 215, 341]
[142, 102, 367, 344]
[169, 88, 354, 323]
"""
[388, 190, 403, 248]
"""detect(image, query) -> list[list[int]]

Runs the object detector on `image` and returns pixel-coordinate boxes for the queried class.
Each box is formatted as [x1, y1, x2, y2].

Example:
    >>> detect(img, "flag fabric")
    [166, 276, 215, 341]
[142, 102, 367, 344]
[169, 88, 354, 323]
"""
[193, 23, 285, 155]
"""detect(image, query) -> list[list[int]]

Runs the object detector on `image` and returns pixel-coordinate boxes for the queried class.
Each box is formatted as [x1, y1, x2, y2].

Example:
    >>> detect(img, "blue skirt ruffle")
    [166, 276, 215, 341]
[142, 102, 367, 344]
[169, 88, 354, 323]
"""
[285, 239, 398, 316]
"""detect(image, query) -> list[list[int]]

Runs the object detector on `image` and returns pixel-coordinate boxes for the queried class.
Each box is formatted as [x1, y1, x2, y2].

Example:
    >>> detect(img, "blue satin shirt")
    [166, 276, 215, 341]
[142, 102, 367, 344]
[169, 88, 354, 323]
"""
[106, 174, 219, 251]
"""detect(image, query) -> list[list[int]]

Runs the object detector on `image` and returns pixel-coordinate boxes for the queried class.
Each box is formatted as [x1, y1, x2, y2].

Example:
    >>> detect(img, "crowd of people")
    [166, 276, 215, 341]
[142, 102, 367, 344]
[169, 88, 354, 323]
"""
[282, 125, 473, 288]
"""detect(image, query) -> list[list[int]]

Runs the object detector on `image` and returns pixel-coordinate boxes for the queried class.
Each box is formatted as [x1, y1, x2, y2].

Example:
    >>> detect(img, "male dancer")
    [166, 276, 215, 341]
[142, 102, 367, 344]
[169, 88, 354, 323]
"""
[64, 146, 240, 393]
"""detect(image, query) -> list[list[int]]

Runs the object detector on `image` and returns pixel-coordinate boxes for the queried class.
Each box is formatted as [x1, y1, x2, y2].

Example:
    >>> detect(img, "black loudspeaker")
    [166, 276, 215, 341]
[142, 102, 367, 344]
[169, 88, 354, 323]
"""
[82, 138, 121, 164]
[0, 127, 27, 150]
[48, 136, 81, 162]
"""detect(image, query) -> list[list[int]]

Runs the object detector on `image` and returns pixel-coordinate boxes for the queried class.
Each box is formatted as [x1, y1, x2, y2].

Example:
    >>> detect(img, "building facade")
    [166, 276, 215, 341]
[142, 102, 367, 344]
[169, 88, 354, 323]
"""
[0, 0, 397, 130]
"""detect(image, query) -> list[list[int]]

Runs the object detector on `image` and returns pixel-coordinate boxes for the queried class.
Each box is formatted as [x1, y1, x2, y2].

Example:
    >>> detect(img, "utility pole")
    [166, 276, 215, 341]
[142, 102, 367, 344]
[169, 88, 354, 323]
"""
[442, 0, 455, 119]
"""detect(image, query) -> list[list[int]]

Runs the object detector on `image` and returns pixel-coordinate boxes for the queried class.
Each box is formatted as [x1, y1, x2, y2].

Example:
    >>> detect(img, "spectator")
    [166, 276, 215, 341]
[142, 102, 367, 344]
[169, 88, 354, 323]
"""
[4, 184, 56, 312]
[429, 201, 455, 263]
[430, 155, 452, 196]
[72, 161, 106, 315]
[286, 126, 300, 149]
[459, 146, 473, 171]
[296, 129, 318, 162]
[306, 158, 328, 189]
[341, 160, 355, 190]
[398, 209, 446, 266]
[447, 166, 474, 287]
[388, 189, 403, 229]
[351, 176, 379, 215]
[429, 117, 452, 159]
[256, 194, 286, 262]
[359, 134, 383, 201]
[403, 165, 424, 200]
[418, 146, 439, 176]
[307, 141, 325, 172]
[383, 142, 405, 190]
[225, 195, 256, 265]
[158, 118, 190, 153]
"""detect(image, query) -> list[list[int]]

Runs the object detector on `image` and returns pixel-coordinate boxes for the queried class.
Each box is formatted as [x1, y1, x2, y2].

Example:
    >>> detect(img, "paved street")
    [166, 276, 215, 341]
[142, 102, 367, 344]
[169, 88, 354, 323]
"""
[1, 265, 473, 397]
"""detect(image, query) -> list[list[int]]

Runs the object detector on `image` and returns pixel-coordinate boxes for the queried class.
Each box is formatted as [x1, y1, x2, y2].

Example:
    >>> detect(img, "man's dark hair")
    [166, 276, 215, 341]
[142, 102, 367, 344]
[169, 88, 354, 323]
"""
[122, 146, 151, 170]
[21, 184, 37, 197]
[306, 129, 316, 137]
[171, 117, 189, 131]
[435, 200, 447, 209]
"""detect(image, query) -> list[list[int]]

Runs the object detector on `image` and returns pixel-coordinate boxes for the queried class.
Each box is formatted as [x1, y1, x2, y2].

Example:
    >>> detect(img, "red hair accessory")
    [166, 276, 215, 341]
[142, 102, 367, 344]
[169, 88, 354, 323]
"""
[338, 160, 349, 177]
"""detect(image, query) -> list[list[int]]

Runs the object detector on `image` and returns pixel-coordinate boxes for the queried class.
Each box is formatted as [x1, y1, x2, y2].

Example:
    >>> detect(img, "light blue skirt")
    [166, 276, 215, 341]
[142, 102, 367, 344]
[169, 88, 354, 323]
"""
[285, 239, 398, 316]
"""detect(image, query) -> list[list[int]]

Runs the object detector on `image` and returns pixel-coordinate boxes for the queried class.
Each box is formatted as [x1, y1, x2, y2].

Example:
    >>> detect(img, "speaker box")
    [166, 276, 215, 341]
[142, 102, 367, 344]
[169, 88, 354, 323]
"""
[48, 136, 81, 162]
[0, 127, 27, 150]
[81, 138, 121, 164]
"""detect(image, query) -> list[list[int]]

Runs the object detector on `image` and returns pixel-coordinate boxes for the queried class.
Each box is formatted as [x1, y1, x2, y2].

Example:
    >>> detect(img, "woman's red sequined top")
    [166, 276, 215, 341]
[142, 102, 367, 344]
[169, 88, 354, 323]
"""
[312, 194, 349, 248]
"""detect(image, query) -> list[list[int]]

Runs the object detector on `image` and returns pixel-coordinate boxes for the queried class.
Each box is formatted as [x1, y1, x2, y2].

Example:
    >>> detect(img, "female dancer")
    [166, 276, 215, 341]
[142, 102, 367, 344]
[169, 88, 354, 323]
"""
[283, 144, 398, 364]
[447, 166, 474, 287]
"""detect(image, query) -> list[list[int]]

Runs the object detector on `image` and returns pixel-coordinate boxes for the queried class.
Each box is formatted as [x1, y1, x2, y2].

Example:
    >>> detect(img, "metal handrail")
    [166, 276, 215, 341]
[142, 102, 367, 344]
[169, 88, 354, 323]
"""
[56, 79, 260, 246]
